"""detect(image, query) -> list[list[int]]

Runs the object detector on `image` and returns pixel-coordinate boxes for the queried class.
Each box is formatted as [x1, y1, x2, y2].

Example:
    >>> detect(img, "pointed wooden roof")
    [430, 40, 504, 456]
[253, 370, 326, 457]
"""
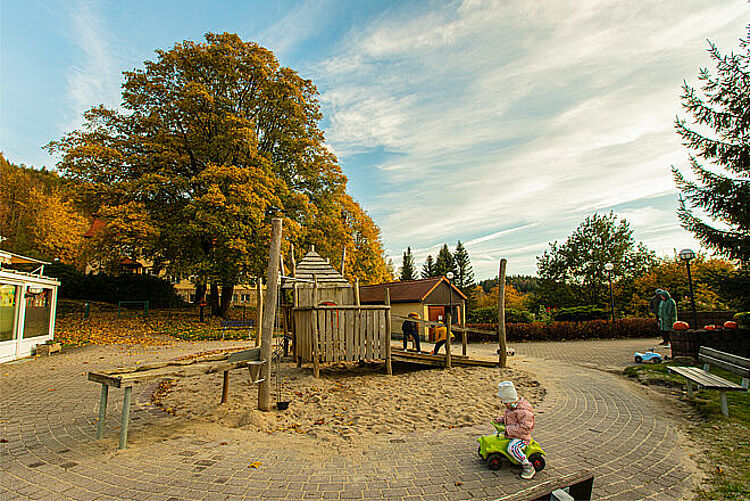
[281, 246, 351, 289]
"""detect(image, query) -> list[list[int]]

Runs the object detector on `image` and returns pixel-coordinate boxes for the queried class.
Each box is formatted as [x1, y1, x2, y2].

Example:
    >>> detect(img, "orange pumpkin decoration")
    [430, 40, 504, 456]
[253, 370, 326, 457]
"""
[724, 321, 738, 329]
[672, 321, 689, 330]
[704, 325, 717, 331]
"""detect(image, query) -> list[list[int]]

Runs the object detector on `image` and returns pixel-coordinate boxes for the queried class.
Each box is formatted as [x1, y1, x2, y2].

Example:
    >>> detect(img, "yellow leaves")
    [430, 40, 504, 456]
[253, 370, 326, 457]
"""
[248, 461, 262, 469]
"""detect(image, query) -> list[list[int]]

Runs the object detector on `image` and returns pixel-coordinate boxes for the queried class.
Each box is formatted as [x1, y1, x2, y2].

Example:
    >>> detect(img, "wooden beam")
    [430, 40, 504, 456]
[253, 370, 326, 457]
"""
[385, 289, 392, 375]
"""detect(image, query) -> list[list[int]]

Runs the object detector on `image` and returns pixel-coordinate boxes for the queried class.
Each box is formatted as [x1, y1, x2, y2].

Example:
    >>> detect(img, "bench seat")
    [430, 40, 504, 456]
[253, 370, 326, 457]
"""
[668, 347, 749, 417]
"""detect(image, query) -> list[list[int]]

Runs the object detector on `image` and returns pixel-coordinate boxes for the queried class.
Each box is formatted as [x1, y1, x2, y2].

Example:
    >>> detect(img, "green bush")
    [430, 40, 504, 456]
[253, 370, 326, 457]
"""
[46, 263, 184, 308]
[467, 306, 534, 323]
[552, 305, 609, 322]
[734, 312, 750, 327]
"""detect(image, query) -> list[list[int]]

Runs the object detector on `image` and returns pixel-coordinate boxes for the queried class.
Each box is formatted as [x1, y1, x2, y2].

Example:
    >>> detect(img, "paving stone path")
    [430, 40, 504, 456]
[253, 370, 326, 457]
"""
[1, 338, 696, 500]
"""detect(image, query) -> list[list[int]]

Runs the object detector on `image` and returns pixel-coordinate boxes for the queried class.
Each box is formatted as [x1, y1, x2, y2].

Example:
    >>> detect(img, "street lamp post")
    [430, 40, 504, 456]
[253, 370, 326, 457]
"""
[446, 272, 454, 367]
[604, 263, 615, 322]
[679, 249, 698, 329]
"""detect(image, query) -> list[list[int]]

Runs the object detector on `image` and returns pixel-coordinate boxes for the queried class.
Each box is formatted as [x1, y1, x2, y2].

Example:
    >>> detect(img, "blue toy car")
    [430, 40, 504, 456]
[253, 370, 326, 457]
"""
[634, 350, 662, 363]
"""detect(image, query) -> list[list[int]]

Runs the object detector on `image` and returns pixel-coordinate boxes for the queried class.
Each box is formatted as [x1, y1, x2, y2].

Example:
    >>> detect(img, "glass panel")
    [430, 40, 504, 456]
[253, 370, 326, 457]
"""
[0, 284, 18, 341]
[23, 288, 52, 339]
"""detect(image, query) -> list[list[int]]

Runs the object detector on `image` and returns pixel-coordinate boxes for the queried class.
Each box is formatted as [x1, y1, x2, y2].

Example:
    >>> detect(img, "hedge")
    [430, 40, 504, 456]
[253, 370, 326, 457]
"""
[45, 263, 184, 308]
[467, 307, 534, 323]
[552, 305, 609, 322]
[465, 318, 657, 342]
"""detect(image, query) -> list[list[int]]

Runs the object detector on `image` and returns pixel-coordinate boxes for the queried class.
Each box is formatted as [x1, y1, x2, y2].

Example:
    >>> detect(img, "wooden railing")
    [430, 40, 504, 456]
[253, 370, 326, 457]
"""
[293, 305, 392, 377]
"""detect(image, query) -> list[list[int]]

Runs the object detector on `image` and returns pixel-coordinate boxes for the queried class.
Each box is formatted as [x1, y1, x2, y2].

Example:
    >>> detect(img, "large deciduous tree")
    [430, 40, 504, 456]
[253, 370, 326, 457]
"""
[672, 31, 750, 267]
[48, 33, 388, 315]
[0, 154, 88, 265]
[536, 212, 657, 307]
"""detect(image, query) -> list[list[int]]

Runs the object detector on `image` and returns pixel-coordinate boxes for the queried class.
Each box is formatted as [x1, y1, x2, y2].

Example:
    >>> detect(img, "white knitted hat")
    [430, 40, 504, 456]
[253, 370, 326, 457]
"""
[497, 381, 519, 403]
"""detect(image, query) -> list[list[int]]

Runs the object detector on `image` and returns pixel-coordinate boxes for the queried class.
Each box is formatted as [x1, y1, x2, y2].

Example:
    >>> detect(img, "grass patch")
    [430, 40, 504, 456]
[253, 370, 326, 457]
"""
[625, 361, 750, 500]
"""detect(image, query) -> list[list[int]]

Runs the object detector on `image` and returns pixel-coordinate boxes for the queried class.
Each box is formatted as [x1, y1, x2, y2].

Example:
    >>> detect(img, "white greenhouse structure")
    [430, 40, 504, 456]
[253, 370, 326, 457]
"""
[0, 251, 60, 363]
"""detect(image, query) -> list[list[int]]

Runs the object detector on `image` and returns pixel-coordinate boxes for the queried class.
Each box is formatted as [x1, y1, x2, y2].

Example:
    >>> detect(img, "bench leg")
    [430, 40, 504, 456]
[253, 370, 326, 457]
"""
[221, 370, 230, 404]
[685, 380, 694, 396]
[742, 377, 749, 389]
[118, 386, 133, 450]
[96, 384, 109, 439]
[720, 392, 729, 417]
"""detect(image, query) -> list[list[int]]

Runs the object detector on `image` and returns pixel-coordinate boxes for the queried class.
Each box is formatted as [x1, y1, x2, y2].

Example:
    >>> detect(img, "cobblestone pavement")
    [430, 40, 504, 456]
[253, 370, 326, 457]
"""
[1, 338, 695, 500]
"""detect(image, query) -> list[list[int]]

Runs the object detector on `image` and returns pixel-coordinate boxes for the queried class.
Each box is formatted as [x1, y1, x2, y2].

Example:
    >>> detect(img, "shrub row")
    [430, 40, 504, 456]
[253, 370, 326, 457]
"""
[46, 263, 184, 308]
[465, 318, 657, 342]
[467, 307, 534, 324]
[552, 305, 609, 322]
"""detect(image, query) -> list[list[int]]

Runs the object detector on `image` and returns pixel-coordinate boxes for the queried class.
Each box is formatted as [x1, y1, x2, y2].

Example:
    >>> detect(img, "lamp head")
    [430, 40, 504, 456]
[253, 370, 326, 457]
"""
[679, 248, 695, 262]
[446, 272, 454, 280]
[604, 263, 614, 272]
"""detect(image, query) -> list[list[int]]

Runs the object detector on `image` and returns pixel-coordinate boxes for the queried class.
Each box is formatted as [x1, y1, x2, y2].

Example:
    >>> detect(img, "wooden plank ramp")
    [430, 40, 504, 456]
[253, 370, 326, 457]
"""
[391, 348, 498, 368]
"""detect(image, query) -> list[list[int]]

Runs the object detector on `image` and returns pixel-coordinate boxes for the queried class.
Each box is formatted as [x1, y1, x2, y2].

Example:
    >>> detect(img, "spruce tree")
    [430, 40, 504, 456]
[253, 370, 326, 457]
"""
[421, 255, 436, 278]
[672, 32, 750, 267]
[453, 240, 475, 291]
[434, 244, 456, 277]
[399, 246, 416, 281]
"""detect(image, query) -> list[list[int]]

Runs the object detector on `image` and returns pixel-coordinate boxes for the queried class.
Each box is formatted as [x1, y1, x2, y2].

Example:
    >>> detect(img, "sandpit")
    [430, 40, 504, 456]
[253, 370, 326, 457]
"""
[155, 360, 545, 449]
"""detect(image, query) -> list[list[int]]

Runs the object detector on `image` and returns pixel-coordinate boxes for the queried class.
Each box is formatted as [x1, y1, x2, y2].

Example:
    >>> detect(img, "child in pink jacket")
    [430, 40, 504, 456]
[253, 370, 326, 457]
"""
[496, 381, 536, 479]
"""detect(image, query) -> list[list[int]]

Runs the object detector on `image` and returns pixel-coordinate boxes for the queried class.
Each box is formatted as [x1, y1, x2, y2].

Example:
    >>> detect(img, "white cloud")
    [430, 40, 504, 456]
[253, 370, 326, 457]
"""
[314, 0, 747, 277]
[63, 1, 122, 130]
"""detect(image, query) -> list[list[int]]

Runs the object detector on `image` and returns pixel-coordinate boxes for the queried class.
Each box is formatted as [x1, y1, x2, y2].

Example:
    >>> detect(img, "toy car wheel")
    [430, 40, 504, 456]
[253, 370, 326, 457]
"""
[487, 453, 503, 470]
[634, 355, 643, 363]
[529, 453, 545, 472]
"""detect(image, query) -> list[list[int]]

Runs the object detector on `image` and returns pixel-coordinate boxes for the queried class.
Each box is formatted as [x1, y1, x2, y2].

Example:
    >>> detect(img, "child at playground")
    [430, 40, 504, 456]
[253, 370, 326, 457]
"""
[495, 381, 536, 480]
[431, 320, 455, 355]
[402, 312, 421, 352]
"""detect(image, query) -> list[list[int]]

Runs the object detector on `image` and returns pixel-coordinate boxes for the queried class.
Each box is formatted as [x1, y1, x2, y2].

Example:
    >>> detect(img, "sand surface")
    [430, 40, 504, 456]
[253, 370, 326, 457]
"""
[155, 359, 545, 451]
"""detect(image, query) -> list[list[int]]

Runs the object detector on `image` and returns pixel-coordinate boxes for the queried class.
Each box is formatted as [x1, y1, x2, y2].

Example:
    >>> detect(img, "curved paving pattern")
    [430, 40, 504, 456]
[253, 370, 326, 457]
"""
[1, 339, 695, 500]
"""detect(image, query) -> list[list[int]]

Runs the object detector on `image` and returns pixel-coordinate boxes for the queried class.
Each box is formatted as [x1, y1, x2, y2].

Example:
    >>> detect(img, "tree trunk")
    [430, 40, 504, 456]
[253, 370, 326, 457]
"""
[209, 282, 220, 316]
[219, 284, 234, 319]
[193, 283, 206, 305]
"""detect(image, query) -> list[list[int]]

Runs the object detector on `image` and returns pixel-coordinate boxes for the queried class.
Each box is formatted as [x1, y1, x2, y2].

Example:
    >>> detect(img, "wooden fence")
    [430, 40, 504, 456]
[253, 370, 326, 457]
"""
[293, 305, 392, 377]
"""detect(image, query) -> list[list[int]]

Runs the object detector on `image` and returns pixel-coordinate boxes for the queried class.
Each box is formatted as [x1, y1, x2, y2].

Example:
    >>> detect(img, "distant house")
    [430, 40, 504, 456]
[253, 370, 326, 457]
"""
[359, 277, 466, 341]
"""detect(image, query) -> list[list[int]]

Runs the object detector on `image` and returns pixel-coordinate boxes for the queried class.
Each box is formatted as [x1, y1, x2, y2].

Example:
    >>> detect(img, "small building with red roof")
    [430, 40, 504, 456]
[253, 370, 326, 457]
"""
[360, 277, 466, 341]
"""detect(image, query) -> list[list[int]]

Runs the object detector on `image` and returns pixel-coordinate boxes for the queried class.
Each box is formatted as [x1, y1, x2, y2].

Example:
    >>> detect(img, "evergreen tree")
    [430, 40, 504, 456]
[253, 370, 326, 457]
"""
[399, 247, 416, 281]
[453, 241, 475, 291]
[672, 32, 750, 267]
[434, 244, 456, 277]
[421, 255, 436, 278]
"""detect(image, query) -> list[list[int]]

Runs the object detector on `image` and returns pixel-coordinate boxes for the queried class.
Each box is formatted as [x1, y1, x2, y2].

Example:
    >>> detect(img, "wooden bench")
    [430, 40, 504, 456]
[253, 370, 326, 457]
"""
[493, 470, 594, 501]
[220, 320, 256, 340]
[668, 346, 749, 417]
[88, 348, 264, 449]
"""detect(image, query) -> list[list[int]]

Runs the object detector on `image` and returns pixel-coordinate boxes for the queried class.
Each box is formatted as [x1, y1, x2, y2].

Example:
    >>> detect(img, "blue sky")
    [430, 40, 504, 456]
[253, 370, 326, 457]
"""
[1, 0, 747, 279]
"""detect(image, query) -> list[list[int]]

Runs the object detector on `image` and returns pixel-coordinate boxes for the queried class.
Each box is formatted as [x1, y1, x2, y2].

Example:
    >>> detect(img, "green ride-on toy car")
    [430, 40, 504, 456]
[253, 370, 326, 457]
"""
[477, 421, 546, 472]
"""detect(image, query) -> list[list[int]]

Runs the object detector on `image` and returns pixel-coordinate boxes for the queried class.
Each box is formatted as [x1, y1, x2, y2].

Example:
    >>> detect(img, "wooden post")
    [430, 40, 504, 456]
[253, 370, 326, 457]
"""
[258, 217, 282, 412]
[354, 278, 360, 306]
[118, 386, 132, 450]
[461, 305, 467, 356]
[341, 246, 347, 275]
[294, 283, 301, 367]
[312, 275, 320, 378]
[385, 289, 392, 375]
[96, 384, 108, 439]
[498, 258, 508, 368]
[221, 370, 230, 404]
[291, 243, 297, 276]
[255, 278, 263, 347]
[445, 311, 452, 369]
